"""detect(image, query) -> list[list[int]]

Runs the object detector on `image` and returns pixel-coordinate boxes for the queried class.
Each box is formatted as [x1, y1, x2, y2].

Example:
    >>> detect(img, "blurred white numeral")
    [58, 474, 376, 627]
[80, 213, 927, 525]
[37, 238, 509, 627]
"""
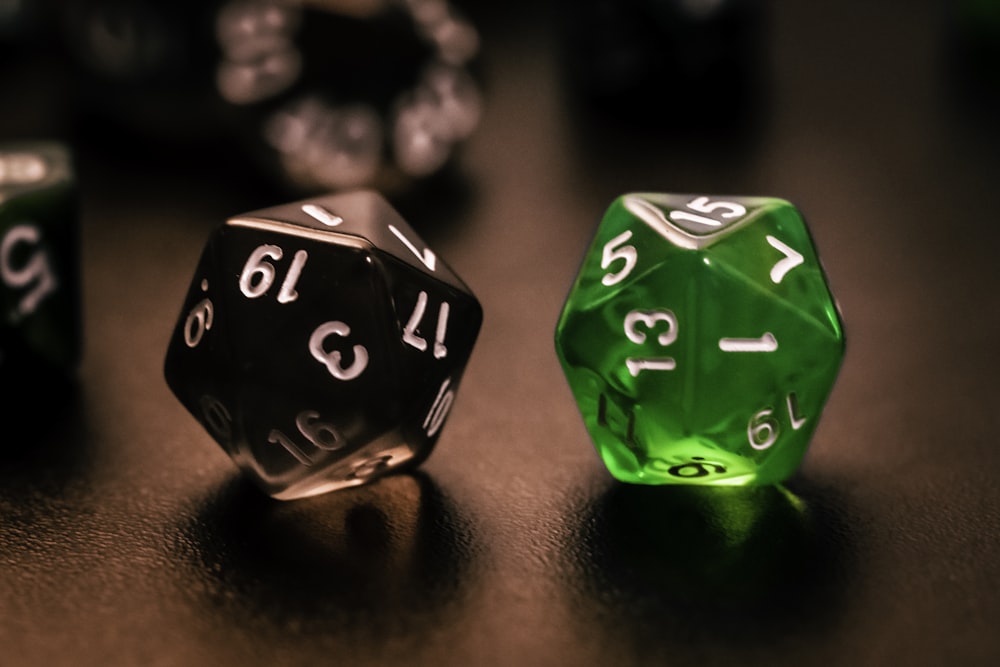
[0, 223, 58, 318]
[199, 395, 233, 442]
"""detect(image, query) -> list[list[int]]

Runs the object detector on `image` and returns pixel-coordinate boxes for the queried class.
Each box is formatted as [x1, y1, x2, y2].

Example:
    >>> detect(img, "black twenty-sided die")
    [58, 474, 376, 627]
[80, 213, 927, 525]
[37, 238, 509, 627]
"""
[164, 189, 482, 500]
[0, 142, 81, 409]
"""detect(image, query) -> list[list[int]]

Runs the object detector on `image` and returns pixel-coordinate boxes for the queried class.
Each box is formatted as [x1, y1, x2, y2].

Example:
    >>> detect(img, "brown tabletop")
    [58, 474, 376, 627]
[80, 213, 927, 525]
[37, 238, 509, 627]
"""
[1, 1, 998, 665]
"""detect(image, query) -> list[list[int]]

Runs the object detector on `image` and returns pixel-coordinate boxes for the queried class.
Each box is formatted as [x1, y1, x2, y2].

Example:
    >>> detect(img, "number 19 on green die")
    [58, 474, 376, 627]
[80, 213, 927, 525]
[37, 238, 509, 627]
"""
[554, 193, 845, 486]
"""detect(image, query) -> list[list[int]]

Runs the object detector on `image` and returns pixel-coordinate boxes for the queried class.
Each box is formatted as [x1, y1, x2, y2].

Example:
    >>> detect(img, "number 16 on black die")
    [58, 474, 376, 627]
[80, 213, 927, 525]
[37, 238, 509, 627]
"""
[164, 190, 482, 500]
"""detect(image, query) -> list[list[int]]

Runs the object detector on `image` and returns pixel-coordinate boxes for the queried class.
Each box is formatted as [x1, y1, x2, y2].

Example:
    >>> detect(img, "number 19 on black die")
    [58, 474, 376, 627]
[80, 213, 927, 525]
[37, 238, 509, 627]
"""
[164, 190, 482, 500]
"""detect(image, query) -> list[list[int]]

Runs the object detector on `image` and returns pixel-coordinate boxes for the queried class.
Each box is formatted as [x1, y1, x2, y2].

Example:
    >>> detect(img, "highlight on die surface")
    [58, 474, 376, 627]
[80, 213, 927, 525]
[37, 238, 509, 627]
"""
[164, 189, 482, 500]
[0, 142, 81, 402]
[555, 193, 845, 487]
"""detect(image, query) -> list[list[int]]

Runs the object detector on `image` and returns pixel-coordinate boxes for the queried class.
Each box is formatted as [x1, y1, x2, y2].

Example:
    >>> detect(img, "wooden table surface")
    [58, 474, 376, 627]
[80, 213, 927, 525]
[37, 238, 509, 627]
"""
[1, 1, 998, 665]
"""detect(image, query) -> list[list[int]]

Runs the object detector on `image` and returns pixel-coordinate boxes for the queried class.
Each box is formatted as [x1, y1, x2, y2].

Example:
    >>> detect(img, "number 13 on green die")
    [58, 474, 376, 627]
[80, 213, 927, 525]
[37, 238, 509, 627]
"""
[554, 193, 845, 486]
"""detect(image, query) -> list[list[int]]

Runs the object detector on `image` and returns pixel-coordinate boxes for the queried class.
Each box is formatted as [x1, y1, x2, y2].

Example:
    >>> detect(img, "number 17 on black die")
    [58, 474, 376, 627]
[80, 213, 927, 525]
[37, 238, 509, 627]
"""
[164, 190, 482, 500]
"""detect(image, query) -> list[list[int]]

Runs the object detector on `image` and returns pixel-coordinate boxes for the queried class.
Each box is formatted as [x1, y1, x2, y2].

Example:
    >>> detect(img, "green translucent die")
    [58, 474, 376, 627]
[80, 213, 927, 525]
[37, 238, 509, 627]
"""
[555, 193, 845, 486]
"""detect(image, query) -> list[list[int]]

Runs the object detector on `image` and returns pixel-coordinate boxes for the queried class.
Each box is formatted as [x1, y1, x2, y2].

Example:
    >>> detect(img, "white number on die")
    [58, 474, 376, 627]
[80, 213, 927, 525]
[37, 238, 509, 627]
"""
[423, 377, 455, 437]
[747, 407, 779, 450]
[239, 244, 308, 303]
[183, 280, 214, 348]
[747, 392, 807, 450]
[309, 320, 369, 381]
[669, 196, 747, 228]
[199, 394, 233, 443]
[623, 309, 679, 377]
[766, 235, 804, 284]
[600, 230, 638, 286]
[389, 224, 437, 272]
[403, 290, 450, 359]
[269, 409, 344, 466]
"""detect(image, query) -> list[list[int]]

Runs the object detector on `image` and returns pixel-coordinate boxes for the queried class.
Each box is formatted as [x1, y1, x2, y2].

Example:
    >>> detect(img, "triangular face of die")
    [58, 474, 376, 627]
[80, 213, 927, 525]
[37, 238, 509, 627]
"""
[622, 192, 780, 249]
[230, 189, 471, 294]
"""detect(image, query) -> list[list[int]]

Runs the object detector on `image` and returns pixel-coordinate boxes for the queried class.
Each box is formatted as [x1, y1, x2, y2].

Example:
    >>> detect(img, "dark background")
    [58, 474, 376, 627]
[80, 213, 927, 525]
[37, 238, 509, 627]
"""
[2, 1, 999, 665]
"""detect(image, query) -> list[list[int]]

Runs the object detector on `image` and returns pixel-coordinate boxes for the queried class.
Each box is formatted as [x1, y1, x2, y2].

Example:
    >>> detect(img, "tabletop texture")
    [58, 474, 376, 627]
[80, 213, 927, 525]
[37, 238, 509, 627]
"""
[1, 1, 998, 665]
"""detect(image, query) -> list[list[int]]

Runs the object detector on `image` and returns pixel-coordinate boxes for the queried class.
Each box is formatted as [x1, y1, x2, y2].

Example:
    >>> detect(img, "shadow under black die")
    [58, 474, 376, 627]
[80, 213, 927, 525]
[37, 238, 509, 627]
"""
[167, 471, 480, 634]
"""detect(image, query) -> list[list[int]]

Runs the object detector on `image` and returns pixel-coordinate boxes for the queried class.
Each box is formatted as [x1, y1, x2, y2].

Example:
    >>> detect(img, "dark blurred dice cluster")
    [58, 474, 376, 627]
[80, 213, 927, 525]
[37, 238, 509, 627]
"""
[1, 0, 484, 196]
